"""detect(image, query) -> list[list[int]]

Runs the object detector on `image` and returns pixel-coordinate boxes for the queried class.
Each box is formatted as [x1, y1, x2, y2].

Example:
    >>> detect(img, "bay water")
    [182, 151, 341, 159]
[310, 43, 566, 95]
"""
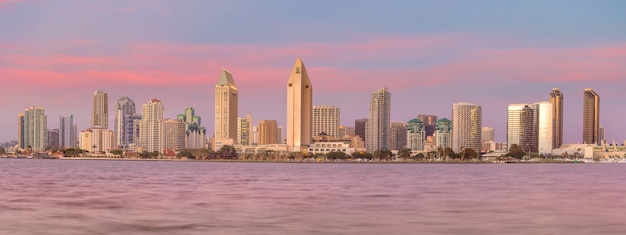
[1, 158, 625, 234]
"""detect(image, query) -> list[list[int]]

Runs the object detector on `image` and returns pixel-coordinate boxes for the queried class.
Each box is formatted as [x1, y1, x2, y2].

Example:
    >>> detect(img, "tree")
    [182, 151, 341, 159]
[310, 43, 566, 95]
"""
[415, 153, 425, 161]
[352, 151, 372, 160]
[398, 148, 411, 159]
[460, 148, 478, 161]
[444, 147, 457, 159]
[216, 145, 238, 159]
[176, 150, 193, 159]
[110, 150, 123, 156]
[506, 144, 525, 159]
[0, 147, 5, 155]
[326, 151, 346, 161]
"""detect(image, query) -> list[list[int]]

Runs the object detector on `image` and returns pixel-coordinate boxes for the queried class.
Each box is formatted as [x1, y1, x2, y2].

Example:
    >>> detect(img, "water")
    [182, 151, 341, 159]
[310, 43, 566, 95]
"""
[1, 159, 625, 234]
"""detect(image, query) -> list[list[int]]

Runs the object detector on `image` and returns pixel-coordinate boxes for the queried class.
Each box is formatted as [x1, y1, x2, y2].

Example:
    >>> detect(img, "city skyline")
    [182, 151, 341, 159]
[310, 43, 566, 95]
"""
[2, 1, 626, 144]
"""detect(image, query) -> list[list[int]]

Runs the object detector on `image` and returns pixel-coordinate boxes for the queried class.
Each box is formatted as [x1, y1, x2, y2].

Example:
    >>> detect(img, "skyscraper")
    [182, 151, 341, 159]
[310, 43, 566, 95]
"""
[163, 119, 186, 152]
[114, 96, 137, 148]
[237, 114, 253, 145]
[19, 106, 47, 151]
[338, 126, 355, 137]
[481, 127, 494, 144]
[60, 115, 76, 148]
[215, 69, 238, 144]
[139, 99, 164, 153]
[390, 122, 407, 150]
[417, 115, 438, 137]
[452, 102, 481, 153]
[92, 91, 108, 128]
[583, 88, 600, 144]
[354, 119, 367, 142]
[312, 105, 340, 138]
[47, 129, 59, 149]
[536, 101, 553, 155]
[365, 87, 391, 152]
[507, 104, 538, 153]
[178, 107, 206, 149]
[258, 120, 278, 145]
[434, 118, 452, 150]
[550, 88, 564, 148]
[286, 58, 312, 152]
[406, 119, 424, 151]
[17, 113, 24, 149]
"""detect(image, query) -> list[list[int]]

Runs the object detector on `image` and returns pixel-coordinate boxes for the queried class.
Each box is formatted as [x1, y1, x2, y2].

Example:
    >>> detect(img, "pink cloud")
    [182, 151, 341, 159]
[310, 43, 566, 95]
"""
[2, 35, 625, 95]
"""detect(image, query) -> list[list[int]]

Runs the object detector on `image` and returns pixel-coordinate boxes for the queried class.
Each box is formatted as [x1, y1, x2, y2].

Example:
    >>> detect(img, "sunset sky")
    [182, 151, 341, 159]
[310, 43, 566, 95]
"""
[1, 0, 625, 144]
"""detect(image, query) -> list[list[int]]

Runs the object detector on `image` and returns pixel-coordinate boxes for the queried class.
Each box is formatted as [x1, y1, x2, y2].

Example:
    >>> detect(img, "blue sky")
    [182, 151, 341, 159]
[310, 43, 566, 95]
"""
[1, 0, 625, 144]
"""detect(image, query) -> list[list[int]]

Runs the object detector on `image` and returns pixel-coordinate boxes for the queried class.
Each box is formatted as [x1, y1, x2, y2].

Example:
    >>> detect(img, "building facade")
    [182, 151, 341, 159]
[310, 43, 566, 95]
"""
[452, 102, 481, 153]
[312, 105, 340, 138]
[406, 119, 425, 151]
[389, 122, 407, 150]
[583, 88, 600, 144]
[434, 118, 452, 150]
[163, 119, 186, 152]
[365, 87, 391, 152]
[258, 120, 278, 145]
[178, 107, 206, 149]
[215, 69, 239, 144]
[286, 58, 313, 152]
[79, 127, 114, 153]
[507, 103, 538, 153]
[417, 115, 438, 137]
[354, 119, 367, 142]
[19, 106, 47, 151]
[237, 114, 253, 146]
[536, 101, 554, 155]
[47, 129, 59, 150]
[114, 96, 137, 148]
[550, 88, 564, 148]
[59, 115, 77, 148]
[139, 99, 164, 153]
[92, 90, 108, 128]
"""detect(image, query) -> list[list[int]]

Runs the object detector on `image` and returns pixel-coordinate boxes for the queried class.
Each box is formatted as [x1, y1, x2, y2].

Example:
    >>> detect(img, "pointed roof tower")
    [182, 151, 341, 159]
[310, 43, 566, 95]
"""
[286, 57, 313, 152]
[217, 68, 237, 88]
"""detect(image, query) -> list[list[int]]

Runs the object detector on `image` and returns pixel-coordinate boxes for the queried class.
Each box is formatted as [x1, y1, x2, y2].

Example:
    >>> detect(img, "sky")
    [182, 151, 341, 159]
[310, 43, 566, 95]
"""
[1, 0, 625, 144]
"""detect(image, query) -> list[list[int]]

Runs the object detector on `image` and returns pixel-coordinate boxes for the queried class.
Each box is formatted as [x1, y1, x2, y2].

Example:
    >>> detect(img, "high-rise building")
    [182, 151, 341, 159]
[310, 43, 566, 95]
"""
[60, 115, 77, 148]
[114, 96, 137, 148]
[365, 87, 391, 152]
[286, 58, 313, 152]
[507, 103, 538, 153]
[536, 101, 553, 155]
[237, 114, 253, 145]
[139, 98, 164, 153]
[390, 122, 407, 150]
[258, 120, 278, 145]
[406, 119, 424, 151]
[481, 127, 494, 144]
[452, 102, 481, 153]
[19, 106, 47, 151]
[583, 88, 600, 144]
[79, 127, 114, 153]
[417, 115, 438, 137]
[17, 113, 24, 149]
[355, 119, 367, 142]
[215, 69, 238, 144]
[338, 126, 355, 138]
[599, 125, 605, 144]
[550, 88, 564, 148]
[178, 107, 206, 149]
[47, 129, 59, 149]
[163, 119, 186, 152]
[92, 91, 108, 128]
[434, 118, 452, 150]
[312, 105, 340, 138]
[277, 125, 283, 144]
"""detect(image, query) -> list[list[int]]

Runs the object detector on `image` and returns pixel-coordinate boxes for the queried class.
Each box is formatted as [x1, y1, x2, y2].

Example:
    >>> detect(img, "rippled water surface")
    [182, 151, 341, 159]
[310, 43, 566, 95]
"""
[1, 158, 626, 234]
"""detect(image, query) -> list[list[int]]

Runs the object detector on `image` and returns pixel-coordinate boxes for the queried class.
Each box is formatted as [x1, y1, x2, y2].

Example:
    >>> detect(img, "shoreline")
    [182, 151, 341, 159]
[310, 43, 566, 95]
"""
[0, 156, 590, 164]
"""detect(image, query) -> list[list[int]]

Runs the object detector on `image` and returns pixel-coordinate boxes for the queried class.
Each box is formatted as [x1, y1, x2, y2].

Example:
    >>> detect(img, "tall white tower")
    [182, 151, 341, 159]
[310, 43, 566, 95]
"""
[365, 87, 391, 152]
[452, 102, 482, 153]
[286, 58, 312, 152]
[215, 69, 238, 145]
